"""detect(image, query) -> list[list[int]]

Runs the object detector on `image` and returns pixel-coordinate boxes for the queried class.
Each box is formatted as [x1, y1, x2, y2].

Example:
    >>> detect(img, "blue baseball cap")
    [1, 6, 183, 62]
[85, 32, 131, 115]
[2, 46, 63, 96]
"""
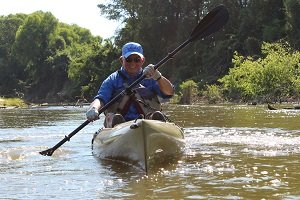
[122, 42, 144, 58]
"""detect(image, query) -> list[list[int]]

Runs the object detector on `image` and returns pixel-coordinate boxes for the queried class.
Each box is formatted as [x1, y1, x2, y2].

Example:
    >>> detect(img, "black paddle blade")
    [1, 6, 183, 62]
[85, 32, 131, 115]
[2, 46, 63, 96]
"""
[190, 5, 229, 41]
[39, 148, 54, 156]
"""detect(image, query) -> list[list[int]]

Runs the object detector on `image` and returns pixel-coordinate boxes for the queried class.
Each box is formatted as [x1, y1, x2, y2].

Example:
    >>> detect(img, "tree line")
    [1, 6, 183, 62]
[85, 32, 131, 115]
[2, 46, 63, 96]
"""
[1, 0, 300, 103]
[0, 11, 118, 102]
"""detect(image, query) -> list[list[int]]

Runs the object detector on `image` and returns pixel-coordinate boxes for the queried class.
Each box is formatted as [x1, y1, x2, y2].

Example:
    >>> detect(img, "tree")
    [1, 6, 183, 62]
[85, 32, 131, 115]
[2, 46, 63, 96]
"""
[0, 11, 119, 102]
[68, 39, 119, 101]
[98, 0, 220, 83]
[284, 0, 300, 49]
[13, 11, 59, 100]
[0, 14, 26, 96]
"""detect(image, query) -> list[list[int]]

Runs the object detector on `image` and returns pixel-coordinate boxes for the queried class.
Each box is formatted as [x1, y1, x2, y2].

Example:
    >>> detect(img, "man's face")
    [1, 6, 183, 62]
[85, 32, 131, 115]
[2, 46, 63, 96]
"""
[121, 54, 145, 75]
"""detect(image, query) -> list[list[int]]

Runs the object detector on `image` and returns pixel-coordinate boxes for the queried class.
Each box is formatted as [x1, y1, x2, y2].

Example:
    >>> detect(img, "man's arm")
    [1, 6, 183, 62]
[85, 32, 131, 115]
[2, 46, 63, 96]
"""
[86, 99, 104, 121]
[156, 76, 174, 96]
[143, 64, 174, 96]
[89, 98, 104, 111]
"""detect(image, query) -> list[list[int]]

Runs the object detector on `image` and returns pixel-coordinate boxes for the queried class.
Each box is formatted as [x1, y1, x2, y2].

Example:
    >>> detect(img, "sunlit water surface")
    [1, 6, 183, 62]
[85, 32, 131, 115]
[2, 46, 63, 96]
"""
[1, 104, 300, 199]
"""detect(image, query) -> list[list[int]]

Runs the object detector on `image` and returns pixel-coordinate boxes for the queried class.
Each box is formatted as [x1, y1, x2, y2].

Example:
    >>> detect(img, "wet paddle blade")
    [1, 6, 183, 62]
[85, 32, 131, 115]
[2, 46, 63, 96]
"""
[190, 5, 229, 41]
[39, 148, 54, 156]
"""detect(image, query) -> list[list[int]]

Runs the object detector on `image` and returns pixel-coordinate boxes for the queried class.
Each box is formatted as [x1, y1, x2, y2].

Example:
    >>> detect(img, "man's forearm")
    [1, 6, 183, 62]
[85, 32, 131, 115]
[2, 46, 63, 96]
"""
[157, 76, 174, 96]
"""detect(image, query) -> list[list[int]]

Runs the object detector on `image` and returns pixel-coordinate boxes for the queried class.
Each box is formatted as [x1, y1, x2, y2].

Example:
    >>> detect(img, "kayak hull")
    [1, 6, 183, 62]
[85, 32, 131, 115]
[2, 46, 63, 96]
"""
[92, 119, 185, 172]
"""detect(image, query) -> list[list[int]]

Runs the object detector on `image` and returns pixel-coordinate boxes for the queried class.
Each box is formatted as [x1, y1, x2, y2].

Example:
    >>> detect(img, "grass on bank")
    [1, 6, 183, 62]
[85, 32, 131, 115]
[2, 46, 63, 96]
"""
[0, 97, 27, 108]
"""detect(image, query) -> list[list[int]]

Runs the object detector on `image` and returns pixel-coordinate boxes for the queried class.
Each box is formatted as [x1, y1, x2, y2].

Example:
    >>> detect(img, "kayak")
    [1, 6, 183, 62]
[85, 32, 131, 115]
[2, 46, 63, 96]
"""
[91, 119, 185, 173]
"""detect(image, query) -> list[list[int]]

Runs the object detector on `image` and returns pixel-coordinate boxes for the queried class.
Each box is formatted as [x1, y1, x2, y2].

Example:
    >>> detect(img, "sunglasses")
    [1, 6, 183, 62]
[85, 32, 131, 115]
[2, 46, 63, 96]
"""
[125, 57, 141, 63]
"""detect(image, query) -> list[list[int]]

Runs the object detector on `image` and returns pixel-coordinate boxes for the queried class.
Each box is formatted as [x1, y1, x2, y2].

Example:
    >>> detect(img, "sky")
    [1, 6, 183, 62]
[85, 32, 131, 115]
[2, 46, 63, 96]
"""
[0, 0, 120, 39]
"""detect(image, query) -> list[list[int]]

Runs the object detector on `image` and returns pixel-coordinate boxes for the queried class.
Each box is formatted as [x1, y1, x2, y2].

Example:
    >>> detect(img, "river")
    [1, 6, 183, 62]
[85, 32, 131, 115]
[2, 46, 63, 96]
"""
[1, 104, 300, 199]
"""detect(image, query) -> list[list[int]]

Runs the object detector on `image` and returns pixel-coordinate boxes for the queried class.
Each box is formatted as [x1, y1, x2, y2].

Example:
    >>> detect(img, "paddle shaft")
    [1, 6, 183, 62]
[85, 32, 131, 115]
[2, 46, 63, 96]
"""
[39, 5, 229, 156]
[40, 120, 90, 156]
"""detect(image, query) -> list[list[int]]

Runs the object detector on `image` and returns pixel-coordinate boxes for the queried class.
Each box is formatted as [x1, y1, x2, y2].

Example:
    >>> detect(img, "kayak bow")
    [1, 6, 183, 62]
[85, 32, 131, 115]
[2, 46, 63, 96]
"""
[92, 119, 185, 173]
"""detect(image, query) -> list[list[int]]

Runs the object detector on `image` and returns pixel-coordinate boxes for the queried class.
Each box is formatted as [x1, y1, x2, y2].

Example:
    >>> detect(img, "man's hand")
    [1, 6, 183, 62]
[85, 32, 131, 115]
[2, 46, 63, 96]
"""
[143, 64, 161, 81]
[86, 107, 99, 121]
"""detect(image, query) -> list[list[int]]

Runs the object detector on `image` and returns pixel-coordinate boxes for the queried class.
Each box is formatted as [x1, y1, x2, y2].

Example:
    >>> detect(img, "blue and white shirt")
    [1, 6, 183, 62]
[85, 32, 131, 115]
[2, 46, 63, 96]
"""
[94, 66, 173, 121]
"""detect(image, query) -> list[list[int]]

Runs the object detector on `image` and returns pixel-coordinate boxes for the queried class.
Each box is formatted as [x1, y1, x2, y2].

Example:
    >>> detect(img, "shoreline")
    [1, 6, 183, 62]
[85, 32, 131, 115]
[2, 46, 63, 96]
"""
[2, 97, 300, 110]
[0, 97, 90, 109]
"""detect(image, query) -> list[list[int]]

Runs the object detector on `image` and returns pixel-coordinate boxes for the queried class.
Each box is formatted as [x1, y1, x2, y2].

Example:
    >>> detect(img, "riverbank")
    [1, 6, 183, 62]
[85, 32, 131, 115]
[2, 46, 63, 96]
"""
[0, 97, 90, 109]
[1, 96, 300, 110]
[0, 97, 27, 108]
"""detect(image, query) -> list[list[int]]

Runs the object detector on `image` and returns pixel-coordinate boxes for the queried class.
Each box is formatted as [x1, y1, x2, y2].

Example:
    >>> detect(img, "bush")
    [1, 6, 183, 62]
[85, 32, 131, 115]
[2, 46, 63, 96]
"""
[178, 80, 198, 104]
[0, 97, 27, 107]
[219, 41, 300, 102]
[202, 84, 223, 104]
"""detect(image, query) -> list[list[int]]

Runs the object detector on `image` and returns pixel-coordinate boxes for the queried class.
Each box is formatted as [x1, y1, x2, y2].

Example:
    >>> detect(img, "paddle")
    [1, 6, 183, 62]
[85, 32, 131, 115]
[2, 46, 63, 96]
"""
[39, 4, 229, 156]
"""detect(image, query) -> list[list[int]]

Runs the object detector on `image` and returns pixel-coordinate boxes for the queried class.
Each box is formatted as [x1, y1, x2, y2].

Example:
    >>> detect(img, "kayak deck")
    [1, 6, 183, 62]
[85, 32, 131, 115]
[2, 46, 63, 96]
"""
[92, 119, 185, 173]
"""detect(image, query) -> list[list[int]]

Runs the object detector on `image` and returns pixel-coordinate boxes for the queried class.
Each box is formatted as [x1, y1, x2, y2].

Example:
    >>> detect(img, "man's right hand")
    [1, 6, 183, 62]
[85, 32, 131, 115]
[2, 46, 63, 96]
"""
[86, 107, 99, 121]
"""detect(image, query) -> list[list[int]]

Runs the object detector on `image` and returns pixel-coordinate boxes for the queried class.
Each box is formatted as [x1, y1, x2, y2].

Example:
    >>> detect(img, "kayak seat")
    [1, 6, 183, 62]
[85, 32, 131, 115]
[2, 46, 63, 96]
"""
[151, 111, 166, 122]
[112, 114, 126, 127]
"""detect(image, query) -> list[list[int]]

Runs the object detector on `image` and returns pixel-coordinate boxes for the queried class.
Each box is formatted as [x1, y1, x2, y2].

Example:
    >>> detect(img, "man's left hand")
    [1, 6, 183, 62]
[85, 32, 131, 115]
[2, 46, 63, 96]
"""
[143, 64, 161, 81]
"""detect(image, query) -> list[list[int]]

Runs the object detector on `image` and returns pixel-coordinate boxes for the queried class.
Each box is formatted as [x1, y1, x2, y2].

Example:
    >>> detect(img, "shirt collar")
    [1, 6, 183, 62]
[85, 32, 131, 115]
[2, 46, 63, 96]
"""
[120, 66, 143, 79]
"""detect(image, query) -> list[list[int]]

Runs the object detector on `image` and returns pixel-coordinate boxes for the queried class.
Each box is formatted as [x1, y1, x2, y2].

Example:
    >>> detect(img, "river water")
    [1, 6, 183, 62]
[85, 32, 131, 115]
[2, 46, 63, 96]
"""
[1, 104, 300, 199]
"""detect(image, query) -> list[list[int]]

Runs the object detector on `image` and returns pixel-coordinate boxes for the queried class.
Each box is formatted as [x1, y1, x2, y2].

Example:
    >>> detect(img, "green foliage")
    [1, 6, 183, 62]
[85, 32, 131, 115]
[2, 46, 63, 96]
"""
[179, 80, 198, 92]
[177, 80, 198, 104]
[0, 11, 118, 102]
[12, 11, 60, 99]
[0, 97, 27, 107]
[99, 0, 218, 82]
[0, 14, 26, 96]
[3, 1, 300, 103]
[284, 0, 300, 49]
[219, 42, 300, 102]
[67, 39, 119, 100]
[202, 84, 223, 104]
[219, 53, 262, 100]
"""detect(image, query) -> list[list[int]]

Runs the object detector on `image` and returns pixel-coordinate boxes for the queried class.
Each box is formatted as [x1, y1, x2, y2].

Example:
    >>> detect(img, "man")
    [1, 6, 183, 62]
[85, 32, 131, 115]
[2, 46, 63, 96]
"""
[86, 42, 174, 127]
